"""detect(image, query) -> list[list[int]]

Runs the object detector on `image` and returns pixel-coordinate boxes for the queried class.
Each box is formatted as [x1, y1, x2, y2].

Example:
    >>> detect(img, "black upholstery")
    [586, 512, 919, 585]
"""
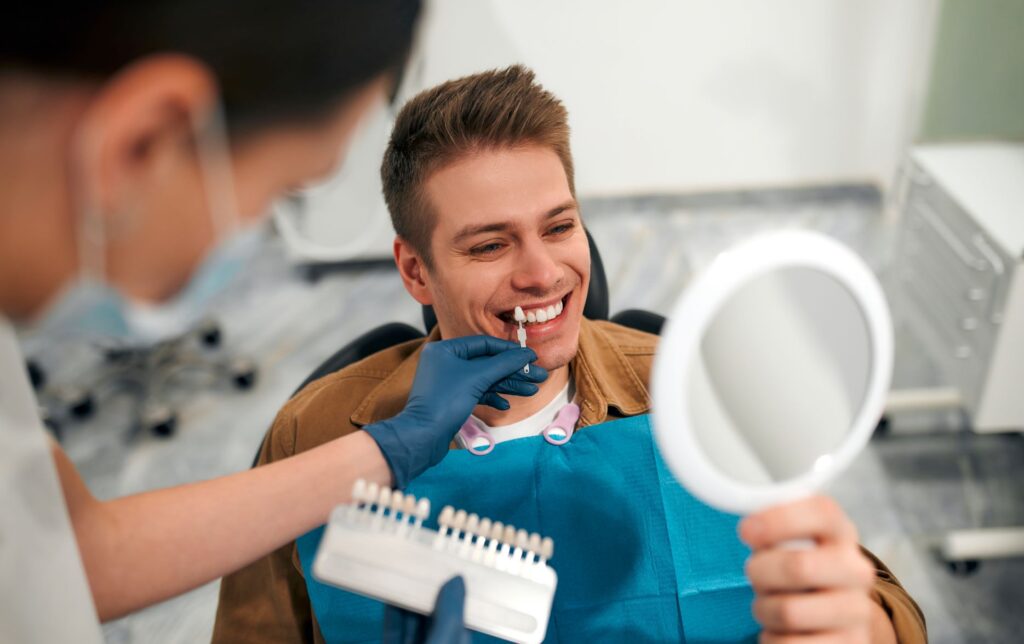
[290, 322, 425, 397]
[610, 309, 666, 336]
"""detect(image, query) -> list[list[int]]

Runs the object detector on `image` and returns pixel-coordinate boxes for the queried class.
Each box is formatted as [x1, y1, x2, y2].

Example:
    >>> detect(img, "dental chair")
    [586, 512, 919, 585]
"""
[255, 230, 666, 465]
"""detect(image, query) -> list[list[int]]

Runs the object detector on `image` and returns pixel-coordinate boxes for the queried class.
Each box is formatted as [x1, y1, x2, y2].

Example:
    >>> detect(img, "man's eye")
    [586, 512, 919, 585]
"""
[548, 222, 575, 236]
[470, 242, 504, 256]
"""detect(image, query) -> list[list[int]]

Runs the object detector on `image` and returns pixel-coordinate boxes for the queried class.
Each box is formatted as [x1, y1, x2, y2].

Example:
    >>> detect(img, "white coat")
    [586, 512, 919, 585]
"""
[0, 318, 103, 642]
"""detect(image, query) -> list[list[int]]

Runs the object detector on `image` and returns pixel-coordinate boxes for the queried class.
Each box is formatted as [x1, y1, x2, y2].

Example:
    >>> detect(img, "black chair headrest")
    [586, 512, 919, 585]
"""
[421, 228, 610, 332]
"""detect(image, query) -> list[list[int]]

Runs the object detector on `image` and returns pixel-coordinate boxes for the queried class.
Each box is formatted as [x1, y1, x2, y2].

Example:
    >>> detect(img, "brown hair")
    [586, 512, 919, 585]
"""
[381, 64, 574, 265]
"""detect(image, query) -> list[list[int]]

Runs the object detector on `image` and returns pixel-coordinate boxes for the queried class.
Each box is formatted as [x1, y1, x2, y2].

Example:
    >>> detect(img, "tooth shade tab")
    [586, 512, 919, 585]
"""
[514, 306, 526, 322]
[352, 478, 367, 503]
[415, 498, 430, 520]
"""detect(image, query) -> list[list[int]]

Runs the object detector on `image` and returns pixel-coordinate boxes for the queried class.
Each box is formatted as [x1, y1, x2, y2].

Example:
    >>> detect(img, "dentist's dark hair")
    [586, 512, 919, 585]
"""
[1, 0, 421, 133]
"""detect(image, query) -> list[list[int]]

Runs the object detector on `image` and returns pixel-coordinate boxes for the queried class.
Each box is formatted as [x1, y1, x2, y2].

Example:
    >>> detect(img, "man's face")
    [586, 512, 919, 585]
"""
[414, 145, 590, 370]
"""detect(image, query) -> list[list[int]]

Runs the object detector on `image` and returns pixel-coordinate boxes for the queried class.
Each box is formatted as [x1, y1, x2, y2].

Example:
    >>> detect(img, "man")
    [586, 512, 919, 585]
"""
[215, 66, 926, 643]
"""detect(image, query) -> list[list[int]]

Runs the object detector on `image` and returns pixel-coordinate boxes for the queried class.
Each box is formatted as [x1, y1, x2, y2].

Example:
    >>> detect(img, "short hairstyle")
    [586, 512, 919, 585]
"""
[381, 65, 575, 265]
[2, 0, 421, 135]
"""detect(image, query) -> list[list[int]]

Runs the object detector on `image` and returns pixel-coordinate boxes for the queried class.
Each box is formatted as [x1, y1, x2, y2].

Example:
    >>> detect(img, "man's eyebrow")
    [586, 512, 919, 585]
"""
[452, 200, 578, 244]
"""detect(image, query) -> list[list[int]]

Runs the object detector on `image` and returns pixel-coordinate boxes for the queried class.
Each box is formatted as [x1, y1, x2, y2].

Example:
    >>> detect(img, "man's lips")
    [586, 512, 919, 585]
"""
[496, 293, 570, 324]
[492, 292, 574, 344]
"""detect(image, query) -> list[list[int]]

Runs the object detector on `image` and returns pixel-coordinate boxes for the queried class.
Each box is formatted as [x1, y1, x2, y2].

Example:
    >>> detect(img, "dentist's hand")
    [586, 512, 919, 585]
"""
[739, 495, 897, 643]
[364, 335, 546, 488]
[382, 576, 470, 644]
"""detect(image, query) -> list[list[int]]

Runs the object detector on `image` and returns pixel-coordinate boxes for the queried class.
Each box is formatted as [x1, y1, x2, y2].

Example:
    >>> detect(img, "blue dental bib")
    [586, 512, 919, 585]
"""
[297, 415, 759, 643]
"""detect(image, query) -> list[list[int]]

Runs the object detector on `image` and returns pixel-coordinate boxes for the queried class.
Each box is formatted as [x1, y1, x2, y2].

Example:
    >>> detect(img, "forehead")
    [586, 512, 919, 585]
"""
[423, 145, 573, 235]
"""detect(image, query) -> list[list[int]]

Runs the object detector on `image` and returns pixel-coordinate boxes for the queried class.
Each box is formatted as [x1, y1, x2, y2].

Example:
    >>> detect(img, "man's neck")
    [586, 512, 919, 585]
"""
[473, 364, 570, 427]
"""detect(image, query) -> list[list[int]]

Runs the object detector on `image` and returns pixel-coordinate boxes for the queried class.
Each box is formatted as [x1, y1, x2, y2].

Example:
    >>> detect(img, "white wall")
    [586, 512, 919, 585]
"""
[409, 0, 938, 196]
[279, 1, 939, 261]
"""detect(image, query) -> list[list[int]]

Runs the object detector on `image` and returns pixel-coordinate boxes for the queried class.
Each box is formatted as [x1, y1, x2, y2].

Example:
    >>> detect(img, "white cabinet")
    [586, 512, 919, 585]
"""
[892, 143, 1024, 432]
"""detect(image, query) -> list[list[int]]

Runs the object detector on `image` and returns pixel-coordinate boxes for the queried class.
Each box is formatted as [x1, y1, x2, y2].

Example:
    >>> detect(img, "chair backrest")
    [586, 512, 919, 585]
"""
[420, 228, 610, 332]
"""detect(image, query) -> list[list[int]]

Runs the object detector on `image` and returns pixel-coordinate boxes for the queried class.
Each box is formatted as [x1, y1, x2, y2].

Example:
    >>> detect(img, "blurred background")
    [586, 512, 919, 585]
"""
[19, 1, 1023, 641]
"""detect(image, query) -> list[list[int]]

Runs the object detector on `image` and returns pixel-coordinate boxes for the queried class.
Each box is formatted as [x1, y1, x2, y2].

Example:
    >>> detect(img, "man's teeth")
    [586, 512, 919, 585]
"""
[518, 300, 564, 325]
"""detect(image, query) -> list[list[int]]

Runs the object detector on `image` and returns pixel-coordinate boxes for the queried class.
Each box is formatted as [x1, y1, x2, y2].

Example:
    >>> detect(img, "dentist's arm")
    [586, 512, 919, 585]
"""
[52, 336, 544, 622]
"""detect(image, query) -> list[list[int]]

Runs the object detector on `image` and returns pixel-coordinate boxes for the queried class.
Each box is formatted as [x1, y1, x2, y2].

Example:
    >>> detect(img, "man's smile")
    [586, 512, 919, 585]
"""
[492, 291, 575, 342]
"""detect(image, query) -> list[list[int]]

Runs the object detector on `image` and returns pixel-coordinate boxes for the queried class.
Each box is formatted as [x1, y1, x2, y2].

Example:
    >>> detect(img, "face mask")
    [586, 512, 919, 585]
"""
[30, 104, 252, 344]
[119, 223, 264, 342]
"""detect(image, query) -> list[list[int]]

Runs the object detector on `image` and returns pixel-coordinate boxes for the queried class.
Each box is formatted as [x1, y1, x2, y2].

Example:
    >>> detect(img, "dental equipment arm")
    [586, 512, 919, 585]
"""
[51, 336, 543, 622]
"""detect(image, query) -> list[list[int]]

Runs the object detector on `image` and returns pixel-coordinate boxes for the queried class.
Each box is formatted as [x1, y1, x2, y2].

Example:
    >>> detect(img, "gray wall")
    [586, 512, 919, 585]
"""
[919, 0, 1024, 142]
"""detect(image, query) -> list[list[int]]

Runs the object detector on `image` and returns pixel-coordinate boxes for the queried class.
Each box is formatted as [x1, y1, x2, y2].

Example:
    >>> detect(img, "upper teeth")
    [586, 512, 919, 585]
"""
[515, 300, 564, 324]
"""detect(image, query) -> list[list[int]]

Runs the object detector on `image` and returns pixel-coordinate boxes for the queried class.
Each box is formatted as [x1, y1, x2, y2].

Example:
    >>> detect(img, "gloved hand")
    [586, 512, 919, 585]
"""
[364, 335, 546, 489]
[382, 576, 470, 644]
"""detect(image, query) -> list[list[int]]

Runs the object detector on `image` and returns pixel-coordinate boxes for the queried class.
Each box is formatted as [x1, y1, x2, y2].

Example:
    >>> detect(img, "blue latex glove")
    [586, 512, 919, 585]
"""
[382, 576, 470, 644]
[364, 335, 546, 489]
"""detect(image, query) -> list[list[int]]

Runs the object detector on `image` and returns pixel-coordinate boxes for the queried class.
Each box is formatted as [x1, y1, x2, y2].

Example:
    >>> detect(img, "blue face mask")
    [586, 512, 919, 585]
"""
[30, 225, 264, 344]
[28, 105, 254, 344]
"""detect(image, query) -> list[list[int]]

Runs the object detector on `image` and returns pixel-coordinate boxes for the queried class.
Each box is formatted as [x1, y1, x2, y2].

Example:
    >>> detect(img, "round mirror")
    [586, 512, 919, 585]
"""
[652, 231, 893, 515]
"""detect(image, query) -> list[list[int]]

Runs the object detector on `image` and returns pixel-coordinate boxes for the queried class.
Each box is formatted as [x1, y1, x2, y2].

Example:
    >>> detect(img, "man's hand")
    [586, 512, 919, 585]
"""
[739, 495, 896, 643]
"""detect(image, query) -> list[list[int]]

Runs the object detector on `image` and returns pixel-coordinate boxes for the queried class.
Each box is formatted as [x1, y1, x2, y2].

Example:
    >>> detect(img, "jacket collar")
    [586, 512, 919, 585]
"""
[350, 318, 651, 428]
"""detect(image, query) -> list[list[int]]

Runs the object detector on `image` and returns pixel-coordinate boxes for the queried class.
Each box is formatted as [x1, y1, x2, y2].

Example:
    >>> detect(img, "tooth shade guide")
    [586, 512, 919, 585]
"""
[317, 504, 557, 643]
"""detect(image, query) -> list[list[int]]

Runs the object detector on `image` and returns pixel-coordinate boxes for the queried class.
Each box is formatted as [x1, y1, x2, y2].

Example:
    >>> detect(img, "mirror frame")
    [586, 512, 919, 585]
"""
[652, 230, 893, 515]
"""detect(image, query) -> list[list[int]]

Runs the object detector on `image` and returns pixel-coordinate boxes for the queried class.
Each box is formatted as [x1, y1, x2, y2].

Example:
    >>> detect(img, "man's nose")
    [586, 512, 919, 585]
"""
[511, 240, 564, 291]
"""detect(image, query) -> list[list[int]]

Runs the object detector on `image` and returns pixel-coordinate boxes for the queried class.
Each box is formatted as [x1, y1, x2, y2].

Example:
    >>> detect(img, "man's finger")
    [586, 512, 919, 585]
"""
[739, 496, 858, 548]
[753, 588, 874, 633]
[745, 544, 877, 592]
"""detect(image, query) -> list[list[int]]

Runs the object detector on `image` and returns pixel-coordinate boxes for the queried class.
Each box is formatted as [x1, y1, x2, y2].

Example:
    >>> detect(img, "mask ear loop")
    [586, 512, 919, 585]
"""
[69, 98, 241, 291]
[69, 112, 117, 291]
[191, 102, 242, 241]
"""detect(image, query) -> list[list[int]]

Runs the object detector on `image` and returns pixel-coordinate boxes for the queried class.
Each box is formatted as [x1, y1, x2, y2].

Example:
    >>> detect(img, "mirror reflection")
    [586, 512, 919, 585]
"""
[687, 267, 871, 485]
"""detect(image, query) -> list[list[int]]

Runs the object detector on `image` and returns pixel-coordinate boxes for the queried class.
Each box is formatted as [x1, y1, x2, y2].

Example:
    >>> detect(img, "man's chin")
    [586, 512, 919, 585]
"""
[533, 346, 577, 372]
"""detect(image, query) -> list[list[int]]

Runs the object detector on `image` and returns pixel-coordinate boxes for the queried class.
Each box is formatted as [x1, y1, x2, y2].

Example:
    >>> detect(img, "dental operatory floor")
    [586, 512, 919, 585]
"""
[23, 186, 1024, 643]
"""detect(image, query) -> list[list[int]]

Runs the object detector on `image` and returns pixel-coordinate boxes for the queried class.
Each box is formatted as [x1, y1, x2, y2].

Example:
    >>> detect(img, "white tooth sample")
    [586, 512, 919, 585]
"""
[526, 311, 537, 323]
[546, 305, 557, 319]
[535, 308, 548, 323]
[514, 306, 526, 323]
[556, 300, 563, 314]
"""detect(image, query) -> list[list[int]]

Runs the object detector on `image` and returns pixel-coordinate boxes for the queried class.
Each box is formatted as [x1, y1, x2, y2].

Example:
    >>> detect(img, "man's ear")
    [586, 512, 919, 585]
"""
[394, 236, 434, 306]
[72, 54, 218, 219]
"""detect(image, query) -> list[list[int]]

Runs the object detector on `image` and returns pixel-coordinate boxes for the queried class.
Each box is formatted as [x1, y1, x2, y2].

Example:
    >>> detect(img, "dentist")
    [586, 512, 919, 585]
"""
[0, 2, 542, 642]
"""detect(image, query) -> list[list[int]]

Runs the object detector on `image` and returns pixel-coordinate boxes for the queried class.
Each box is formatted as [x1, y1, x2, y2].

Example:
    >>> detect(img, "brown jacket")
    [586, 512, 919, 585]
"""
[213, 318, 926, 643]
